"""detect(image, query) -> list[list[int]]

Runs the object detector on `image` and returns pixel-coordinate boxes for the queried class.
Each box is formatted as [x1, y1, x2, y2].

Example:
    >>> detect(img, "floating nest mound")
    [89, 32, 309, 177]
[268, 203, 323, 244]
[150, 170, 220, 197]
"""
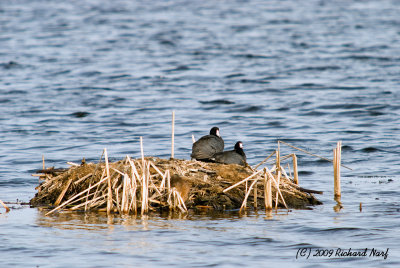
[31, 154, 322, 214]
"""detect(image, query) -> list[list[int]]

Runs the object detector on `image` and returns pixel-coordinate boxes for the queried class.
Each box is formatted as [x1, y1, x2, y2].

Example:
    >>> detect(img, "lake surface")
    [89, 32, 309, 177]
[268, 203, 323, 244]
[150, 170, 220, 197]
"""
[1, 0, 400, 267]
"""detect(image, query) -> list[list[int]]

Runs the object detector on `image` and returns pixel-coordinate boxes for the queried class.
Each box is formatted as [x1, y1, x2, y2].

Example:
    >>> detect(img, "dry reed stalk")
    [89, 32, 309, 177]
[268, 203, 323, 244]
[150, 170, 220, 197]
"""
[253, 181, 258, 208]
[141, 161, 150, 215]
[254, 151, 276, 170]
[46, 172, 110, 215]
[279, 153, 295, 162]
[115, 186, 122, 214]
[265, 167, 288, 209]
[264, 169, 272, 211]
[280, 166, 291, 182]
[159, 170, 167, 190]
[150, 161, 164, 178]
[171, 189, 187, 213]
[71, 194, 105, 211]
[84, 182, 92, 211]
[287, 163, 292, 179]
[127, 156, 140, 181]
[84, 152, 105, 208]
[279, 140, 352, 170]
[166, 169, 171, 191]
[91, 168, 106, 205]
[239, 178, 258, 212]
[223, 169, 264, 193]
[274, 170, 281, 209]
[276, 149, 280, 173]
[192, 134, 195, 143]
[60, 191, 96, 208]
[0, 199, 10, 213]
[149, 179, 162, 197]
[42, 155, 45, 170]
[54, 178, 72, 206]
[334, 141, 341, 198]
[166, 170, 173, 209]
[292, 154, 299, 185]
[74, 173, 93, 185]
[121, 173, 129, 213]
[104, 148, 112, 214]
[128, 173, 138, 214]
[171, 110, 175, 159]
[140, 136, 144, 166]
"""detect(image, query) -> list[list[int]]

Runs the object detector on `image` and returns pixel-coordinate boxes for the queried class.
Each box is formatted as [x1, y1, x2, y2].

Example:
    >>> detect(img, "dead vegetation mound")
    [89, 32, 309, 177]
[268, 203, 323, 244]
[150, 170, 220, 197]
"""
[31, 152, 322, 215]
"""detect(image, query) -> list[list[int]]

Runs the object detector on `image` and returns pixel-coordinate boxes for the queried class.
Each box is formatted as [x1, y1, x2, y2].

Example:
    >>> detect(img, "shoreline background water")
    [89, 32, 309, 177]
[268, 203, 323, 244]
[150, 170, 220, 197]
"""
[1, 0, 400, 266]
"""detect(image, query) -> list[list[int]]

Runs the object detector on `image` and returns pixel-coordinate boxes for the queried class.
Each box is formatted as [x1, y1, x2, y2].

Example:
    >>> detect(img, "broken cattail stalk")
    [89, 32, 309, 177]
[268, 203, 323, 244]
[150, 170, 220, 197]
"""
[334, 141, 341, 198]
[280, 166, 291, 182]
[275, 170, 281, 210]
[254, 151, 276, 170]
[253, 181, 258, 209]
[0, 199, 10, 213]
[171, 110, 175, 159]
[240, 178, 259, 212]
[104, 148, 112, 214]
[121, 173, 129, 213]
[71, 194, 105, 211]
[140, 136, 144, 165]
[265, 167, 288, 209]
[292, 154, 299, 185]
[74, 173, 93, 185]
[141, 161, 150, 215]
[42, 155, 45, 170]
[264, 170, 272, 211]
[279, 140, 352, 170]
[223, 169, 264, 193]
[286, 163, 292, 180]
[276, 149, 280, 173]
[54, 179, 72, 206]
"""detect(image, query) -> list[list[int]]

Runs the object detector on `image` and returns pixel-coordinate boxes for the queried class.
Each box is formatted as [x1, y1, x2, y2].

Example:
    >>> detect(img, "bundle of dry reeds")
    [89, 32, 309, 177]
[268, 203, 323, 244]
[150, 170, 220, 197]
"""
[33, 147, 187, 216]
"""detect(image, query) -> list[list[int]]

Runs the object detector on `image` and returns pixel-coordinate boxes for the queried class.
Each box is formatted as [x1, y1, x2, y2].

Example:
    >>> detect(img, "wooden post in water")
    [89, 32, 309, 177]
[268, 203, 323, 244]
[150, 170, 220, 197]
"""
[333, 141, 341, 198]
[171, 110, 175, 159]
[264, 169, 272, 211]
[292, 154, 299, 185]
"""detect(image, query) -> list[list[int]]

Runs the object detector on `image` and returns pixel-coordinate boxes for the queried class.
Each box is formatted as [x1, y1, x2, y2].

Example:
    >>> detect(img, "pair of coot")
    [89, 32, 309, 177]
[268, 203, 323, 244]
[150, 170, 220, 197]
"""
[191, 127, 247, 166]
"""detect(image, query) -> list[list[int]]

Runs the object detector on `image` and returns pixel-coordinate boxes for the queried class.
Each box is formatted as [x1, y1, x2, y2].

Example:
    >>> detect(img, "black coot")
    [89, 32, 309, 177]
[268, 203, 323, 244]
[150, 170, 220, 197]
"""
[214, 141, 247, 166]
[191, 127, 224, 161]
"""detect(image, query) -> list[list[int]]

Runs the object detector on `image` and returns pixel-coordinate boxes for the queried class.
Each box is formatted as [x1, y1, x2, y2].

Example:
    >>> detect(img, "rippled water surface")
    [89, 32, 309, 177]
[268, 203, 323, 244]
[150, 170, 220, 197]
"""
[1, 0, 400, 267]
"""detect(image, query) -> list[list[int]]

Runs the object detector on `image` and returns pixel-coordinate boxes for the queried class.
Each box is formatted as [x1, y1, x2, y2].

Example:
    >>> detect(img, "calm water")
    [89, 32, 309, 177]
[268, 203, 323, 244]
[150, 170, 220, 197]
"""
[1, 0, 400, 267]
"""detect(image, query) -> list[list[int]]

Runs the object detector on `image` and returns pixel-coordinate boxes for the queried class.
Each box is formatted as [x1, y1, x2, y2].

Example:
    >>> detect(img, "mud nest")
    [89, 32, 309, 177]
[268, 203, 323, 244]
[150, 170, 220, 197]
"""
[30, 156, 322, 214]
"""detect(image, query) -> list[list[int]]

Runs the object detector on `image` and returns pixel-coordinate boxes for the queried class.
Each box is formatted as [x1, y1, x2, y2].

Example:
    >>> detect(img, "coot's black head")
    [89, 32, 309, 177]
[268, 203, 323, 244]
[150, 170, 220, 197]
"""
[210, 127, 220, 137]
[234, 141, 245, 155]
[234, 141, 243, 150]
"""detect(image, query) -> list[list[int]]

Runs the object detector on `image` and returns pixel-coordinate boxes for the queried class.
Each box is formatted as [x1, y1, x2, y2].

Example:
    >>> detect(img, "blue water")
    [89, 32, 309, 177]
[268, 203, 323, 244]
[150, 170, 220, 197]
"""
[1, 0, 400, 267]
